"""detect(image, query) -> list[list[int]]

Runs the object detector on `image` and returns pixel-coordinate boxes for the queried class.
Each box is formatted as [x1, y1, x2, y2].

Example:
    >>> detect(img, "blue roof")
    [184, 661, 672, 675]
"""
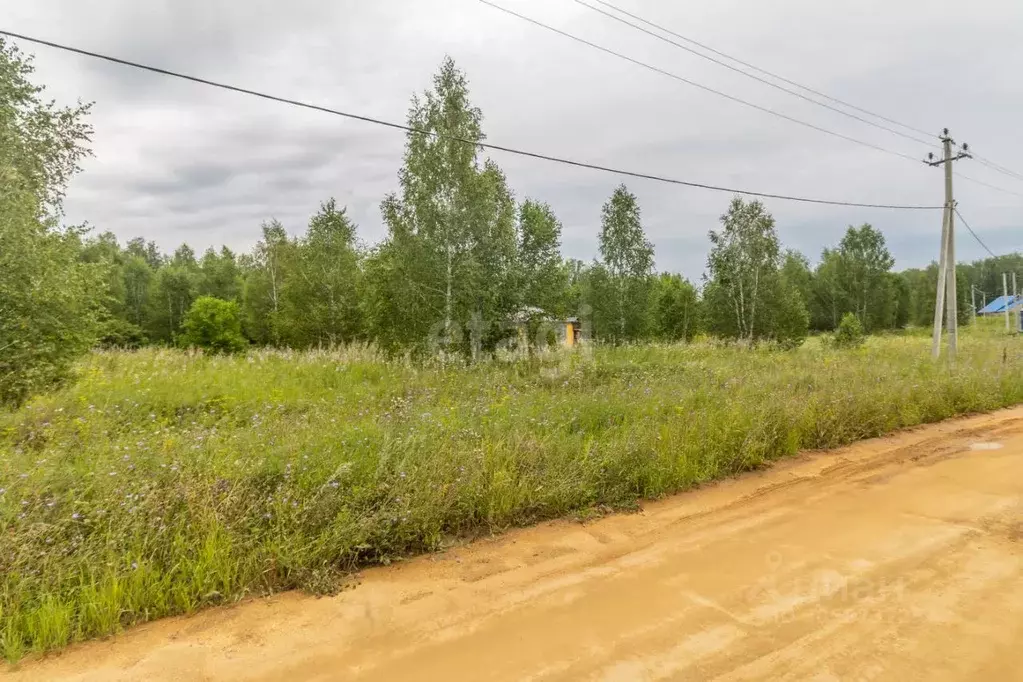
[979, 295, 1017, 314]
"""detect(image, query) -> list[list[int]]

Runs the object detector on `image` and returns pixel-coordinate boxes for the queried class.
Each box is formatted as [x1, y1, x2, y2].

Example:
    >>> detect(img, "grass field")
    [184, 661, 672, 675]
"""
[2, 332, 1022, 661]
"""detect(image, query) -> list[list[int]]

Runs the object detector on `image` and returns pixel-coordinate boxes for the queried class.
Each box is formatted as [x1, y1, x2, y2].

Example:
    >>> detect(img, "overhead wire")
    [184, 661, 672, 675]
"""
[569, 1, 1023, 197]
[478, 1, 925, 165]
[589, 0, 938, 140]
[0, 28, 942, 210]
[571, 0, 936, 148]
[956, 173, 1023, 198]
[970, 153, 1023, 183]
[953, 207, 999, 259]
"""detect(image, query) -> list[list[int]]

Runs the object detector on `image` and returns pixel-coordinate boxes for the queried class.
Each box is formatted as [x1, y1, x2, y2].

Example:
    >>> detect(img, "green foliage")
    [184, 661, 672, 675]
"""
[704, 197, 806, 345]
[199, 246, 242, 302]
[0, 38, 92, 213]
[0, 37, 100, 406]
[834, 312, 866, 349]
[370, 58, 518, 353]
[770, 278, 810, 349]
[653, 273, 700, 342]
[899, 262, 974, 329]
[180, 297, 247, 354]
[241, 220, 293, 345]
[517, 199, 569, 318]
[96, 318, 147, 349]
[281, 199, 364, 347]
[3, 333, 1023, 658]
[0, 194, 103, 405]
[590, 185, 655, 342]
[811, 225, 895, 332]
[148, 262, 198, 343]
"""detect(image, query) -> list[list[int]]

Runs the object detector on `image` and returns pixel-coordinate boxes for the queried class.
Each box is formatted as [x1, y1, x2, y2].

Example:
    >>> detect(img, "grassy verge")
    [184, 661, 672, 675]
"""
[2, 333, 1022, 661]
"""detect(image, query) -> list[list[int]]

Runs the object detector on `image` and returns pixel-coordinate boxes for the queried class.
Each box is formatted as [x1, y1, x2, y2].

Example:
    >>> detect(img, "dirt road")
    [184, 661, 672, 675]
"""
[8, 409, 1023, 681]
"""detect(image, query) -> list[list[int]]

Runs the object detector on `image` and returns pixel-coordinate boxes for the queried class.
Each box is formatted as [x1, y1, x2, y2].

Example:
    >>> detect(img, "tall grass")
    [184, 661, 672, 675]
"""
[1, 333, 1022, 661]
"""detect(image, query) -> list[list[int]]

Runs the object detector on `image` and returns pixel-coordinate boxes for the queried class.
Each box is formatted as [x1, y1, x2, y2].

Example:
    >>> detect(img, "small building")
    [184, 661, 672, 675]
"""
[510, 308, 582, 348]
[977, 295, 1023, 332]
[977, 295, 1018, 316]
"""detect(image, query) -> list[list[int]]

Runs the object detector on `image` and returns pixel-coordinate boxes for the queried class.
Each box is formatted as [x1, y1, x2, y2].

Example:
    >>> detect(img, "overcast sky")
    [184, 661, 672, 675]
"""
[4, 0, 1022, 277]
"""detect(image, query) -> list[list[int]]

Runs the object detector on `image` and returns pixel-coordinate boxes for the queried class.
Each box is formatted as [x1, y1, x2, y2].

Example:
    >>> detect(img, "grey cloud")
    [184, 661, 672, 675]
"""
[4, 0, 1020, 279]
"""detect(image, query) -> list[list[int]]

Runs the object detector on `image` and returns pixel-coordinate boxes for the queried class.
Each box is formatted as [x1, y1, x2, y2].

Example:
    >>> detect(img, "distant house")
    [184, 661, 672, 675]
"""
[510, 307, 582, 348]
[978, 295, 1018, 316]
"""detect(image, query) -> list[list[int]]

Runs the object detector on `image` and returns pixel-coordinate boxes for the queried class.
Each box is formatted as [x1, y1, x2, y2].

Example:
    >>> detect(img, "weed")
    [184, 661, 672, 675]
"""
[1, 334, 1021, 660]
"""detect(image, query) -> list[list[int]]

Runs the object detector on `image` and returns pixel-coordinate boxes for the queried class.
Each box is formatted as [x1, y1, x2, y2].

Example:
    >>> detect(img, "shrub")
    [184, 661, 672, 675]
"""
[180, 296, 247, 353]
[834, 312, 866, 349]
[771, 281, 810, 349]
[96, 318, 148, 349]
[1, 192, 103, 406]
[0, 38, 97, 407]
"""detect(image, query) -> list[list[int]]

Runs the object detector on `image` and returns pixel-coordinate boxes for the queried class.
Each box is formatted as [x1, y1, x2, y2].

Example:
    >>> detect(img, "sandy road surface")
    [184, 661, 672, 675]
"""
[7, 409, 1023, 681]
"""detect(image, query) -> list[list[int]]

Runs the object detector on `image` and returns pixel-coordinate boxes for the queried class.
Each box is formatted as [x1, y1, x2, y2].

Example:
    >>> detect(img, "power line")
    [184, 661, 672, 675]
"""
[970, 153, 1023, 183]
[0, 28, 942, 210]
[557, 1, 1023, 198]
[572, 0, 936, 148]
[478, 1, 924, 165]
[956, 172, 1023, 198]
[954, 207, 999, 259]
[588, 0, 937, 142]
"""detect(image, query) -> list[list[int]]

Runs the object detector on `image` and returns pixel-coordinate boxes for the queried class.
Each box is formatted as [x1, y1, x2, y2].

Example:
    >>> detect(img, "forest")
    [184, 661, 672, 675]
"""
[19, 60, 1022, 361]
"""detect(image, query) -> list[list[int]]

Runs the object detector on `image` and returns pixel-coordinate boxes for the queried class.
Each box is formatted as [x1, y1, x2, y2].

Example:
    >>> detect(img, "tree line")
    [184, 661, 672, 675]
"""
[3, 42, 1020, 405]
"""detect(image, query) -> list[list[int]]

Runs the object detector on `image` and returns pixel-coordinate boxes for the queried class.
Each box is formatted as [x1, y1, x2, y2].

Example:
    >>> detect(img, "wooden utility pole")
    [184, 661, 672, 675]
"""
[926, 130, 971, 360]
[971, 285, 977, 325]
[1004, 273, 1010, 332]
[1014, 272, 1019, 332]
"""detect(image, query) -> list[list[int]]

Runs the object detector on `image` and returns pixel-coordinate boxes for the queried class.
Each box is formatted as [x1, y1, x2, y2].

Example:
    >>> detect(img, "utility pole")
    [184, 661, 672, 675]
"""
[1004, 273, 1010, 332]
[971, 285, 977, 325]
[926, 130, 971, 360]
[1014, 272, 1018, 333]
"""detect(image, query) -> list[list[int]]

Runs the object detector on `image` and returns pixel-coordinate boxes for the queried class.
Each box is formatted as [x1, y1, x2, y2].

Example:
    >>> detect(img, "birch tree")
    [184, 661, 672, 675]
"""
[704, 197, 807, 345]
[369, 57, 517, 352]
[0, 38, 99, 404]
[517, 199, 568, 318]
[241, 219, 292, 344]
[282, 199, 363, 347]
[591, 185, 654, 342]
[705, 197, 779, 340]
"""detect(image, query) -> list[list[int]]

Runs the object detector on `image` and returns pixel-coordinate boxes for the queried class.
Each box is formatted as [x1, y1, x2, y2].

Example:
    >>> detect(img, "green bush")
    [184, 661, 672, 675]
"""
[96, 318, 148, 349]
[0, 193, 103, 406]
[771, 280, 810, 349]
[180, 296, 247, 354]
[834, 312, 866, 349]
[0, 38, 97, 407]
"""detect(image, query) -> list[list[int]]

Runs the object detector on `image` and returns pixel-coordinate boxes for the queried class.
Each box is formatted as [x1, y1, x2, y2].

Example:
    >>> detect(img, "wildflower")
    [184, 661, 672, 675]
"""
[72, 512, 81, 520]
[131, 562, 138, 570]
